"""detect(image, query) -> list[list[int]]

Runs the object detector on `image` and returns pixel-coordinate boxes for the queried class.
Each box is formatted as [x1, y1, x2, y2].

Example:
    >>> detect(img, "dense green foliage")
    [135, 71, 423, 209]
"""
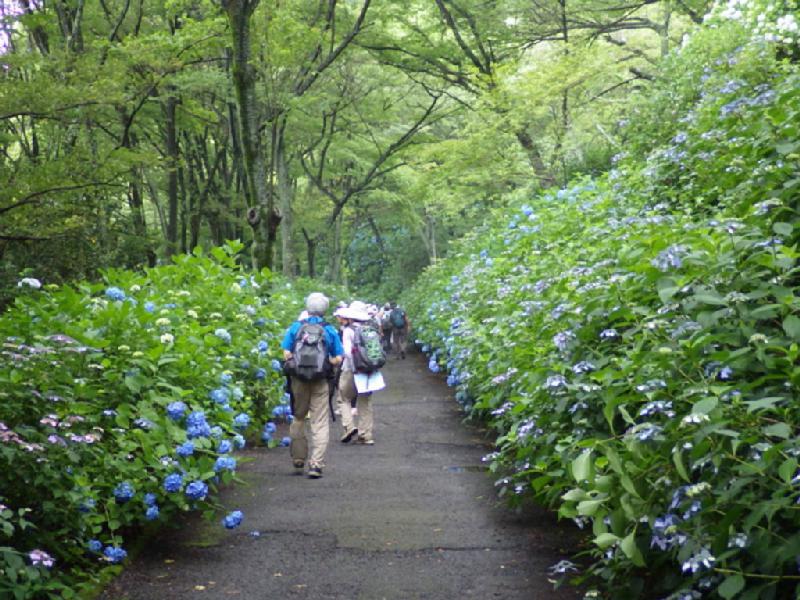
[0, 243, 344, 598]
[405, 11, 800, 600]
[1, 0, 690, 304]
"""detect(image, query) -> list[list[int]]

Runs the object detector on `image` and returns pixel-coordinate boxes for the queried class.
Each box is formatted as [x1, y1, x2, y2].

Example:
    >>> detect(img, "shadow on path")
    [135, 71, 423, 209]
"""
[99, 349, 582, 600]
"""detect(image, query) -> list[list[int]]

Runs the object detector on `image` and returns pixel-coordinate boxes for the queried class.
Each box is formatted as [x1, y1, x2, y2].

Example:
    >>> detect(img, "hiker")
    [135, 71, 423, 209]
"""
[379, 303, 393, 351]
[389, 302, 410, 359]
[336, 301, 386, 445]
[281, 293, 343, 478]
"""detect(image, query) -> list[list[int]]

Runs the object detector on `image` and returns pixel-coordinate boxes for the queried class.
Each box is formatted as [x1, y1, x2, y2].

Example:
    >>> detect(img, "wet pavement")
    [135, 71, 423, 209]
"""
[99, 349, 582, 600]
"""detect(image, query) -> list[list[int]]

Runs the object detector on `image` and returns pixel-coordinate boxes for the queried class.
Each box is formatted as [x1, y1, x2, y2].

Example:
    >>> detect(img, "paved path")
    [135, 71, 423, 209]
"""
[100, 350, 581, 600]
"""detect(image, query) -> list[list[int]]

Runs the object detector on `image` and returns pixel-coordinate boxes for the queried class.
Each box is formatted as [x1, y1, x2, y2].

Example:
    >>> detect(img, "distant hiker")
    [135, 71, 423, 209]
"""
[281, 293, 343, 478]
[378, 303, 393, 351]
[389, 302, 410, 359]
[336, 301, 386, 445]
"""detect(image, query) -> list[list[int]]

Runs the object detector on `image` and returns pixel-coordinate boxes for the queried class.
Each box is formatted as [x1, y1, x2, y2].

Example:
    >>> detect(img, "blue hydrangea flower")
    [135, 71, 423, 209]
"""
[233, 434, 246, 450]
[187, 423, 212, 439]
[78, 498, 96, 513]
[144, 301, 156, 313]
[220, 372, 233, 385]
[214, 328, 232, 344]
[185, 481, 208, 502]
[103, 546, 128, 564]
[105, 287, 126, 301]
[210, 425, 223, 438]
[254, 318, 267, 327]
[257, 340, 269, 353]
[214, 457, 237, 472]
[271, 359, 282, 372]
[254, 368, 267, 380]
[166, 401, 187, 421]
[218, 439, 233, 454]
[209, 388, 230, 404]
[233, 413, 250, 430]
[145, 505, 160, 521]
[264, 422, 277, 434]
[231, 387, 244, 401]
[143, 493, 157, 507]
[279, 436, 291, 447]
[222, 510, 243, 529]
[88, 539, 103, 553]
[261, 431, 273, 443]
[113, 482, 135, 504]
[176, 441, 195, 457]
[163, 473, 183, 493]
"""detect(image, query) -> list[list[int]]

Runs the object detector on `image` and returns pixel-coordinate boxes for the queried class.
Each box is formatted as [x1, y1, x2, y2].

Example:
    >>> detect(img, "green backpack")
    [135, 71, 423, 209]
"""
[351, 324, 387, 374]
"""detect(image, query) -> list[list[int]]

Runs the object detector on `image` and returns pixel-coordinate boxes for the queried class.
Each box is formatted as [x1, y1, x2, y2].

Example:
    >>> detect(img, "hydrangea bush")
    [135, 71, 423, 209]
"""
[0, 241, 342, 598]
[405, 17, 800, 600]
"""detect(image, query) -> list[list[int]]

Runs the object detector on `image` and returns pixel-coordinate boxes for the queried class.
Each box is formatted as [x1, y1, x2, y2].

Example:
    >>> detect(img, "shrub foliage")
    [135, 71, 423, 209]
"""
[405, 17, 800, 600]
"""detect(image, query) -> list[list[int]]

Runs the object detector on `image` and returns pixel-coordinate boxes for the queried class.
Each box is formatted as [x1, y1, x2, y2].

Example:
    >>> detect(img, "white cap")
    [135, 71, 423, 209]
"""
[305, 292, 329, 315]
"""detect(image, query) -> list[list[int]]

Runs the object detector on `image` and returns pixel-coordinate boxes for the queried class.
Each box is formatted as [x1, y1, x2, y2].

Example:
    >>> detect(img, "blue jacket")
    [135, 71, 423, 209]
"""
[281, 316, 344, 357]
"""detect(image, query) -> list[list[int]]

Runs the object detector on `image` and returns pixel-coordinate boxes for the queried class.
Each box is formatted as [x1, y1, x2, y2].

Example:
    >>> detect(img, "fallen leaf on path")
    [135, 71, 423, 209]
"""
[273, 572, 282, 577]
[194, 585, 206, 591]
[164, 559, 175, 564]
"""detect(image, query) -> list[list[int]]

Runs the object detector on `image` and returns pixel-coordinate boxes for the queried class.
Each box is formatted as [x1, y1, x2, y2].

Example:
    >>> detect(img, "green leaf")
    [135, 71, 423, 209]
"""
[672, 449, 690, 482]
[593, 532, 620, 549]
[745, 396, 785, 413]
[694, 292, 727, 306]
[692, 398, 718, 415]
[783, 315, 800, 340]
[717, 574, 745, 599]
[577, 499, 603, 516]
[620, 530, 645, 567]
[763, 422, 792, 439]
[773, 222, 794, 236]
[572, 450, 593, 482]
[778, 458, 797, 483]
[562, 488, 589, 502]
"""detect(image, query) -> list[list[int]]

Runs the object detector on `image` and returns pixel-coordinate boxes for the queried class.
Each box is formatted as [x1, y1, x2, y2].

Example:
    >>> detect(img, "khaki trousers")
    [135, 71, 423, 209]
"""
[289, 377, 330, 469]
[338, 370, 374, 441]
[391, 327, 407, 356]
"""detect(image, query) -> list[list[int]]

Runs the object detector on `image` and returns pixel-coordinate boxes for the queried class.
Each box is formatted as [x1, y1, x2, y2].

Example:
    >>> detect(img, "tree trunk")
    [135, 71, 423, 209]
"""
[275, 120, 295, 276]
[127, 170, 155, 267]
[328, 211, 344, 284]
[660, 0, 672, 57]
[515, 130, 556, 188]
[302, 229, 317, 278]
[222, 0, 279, 270]
[164, 94, 180, 257]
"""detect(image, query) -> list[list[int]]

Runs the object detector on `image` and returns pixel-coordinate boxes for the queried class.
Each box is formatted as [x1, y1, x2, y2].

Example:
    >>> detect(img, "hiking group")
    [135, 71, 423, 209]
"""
[280, 292, 411, 478]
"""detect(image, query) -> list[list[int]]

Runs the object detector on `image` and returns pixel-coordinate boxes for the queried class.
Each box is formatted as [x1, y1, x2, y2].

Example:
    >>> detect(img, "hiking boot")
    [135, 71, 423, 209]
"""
[293, 459, 304, 471]
[341, 427, 358, 443]
[401, 351, 406, 359]
[307, 466, 323, 478]
[356, 436, 375, 445]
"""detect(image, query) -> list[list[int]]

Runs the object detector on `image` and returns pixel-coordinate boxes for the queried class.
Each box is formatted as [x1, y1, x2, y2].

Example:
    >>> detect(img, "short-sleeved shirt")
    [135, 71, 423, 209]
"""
[281, 316, 344, 358]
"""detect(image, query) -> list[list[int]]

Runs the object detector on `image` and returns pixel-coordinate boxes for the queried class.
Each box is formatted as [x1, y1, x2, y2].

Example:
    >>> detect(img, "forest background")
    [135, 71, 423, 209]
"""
[1, 0, 702, 306]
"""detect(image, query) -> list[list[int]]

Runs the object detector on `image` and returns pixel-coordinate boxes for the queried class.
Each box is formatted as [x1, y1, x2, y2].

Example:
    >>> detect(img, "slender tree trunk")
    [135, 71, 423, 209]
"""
[302, 229, 317, 278]
[164, 94, 180, 257]
[275, 120, 294, 276]
[328, 211, 343, 284]
[222, 0, 280, 270]
[127, 170, 155, 266]
[660, 0, 672, 57]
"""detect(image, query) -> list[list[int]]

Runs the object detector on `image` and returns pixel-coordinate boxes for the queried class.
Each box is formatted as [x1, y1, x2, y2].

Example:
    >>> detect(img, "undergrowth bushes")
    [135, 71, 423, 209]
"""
[405, 14, 800, 600]
[0, 241, 343, 598]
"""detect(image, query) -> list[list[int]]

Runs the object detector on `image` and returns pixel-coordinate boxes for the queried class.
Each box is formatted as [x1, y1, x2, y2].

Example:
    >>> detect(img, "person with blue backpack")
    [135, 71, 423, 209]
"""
[281, 293, 343, 478]
[388, 302, 410, 359]
[335, 301, 386, 445]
